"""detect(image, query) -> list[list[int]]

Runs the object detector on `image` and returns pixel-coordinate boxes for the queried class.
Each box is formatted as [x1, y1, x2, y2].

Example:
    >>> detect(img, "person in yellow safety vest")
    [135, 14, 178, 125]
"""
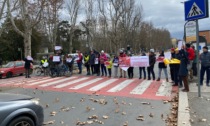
[106, 57, 113, 78]
[40, 56, 49, 76]
[84, 53, 90, 75]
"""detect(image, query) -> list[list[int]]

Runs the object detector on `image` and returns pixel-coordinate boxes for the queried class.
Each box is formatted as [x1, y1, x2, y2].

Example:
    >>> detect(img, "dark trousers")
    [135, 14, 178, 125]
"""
[101, 64, 107, 76]
[200, 66, 210, 85]
[192, 63, 197, 76]
[170, 67, 174, 81]
[128, 67, 134, 79]
[94, 64, 100, 76]
[147, 66, 155, 80]
[174, 67, 179, 85]
[91, 65, 95, 74]
[179, 76, 189, 91]
[77, 62, 82, 74]
[25, 68, 30, 78]
[85, 64, 90, 75]
[139, 67, 146, 79]
[108, 68, 112, 77]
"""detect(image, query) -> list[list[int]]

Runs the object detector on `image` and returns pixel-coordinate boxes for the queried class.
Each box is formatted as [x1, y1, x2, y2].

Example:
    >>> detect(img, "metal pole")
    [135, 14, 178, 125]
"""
[21, 49, 22, 60]
[196, 19, 201, 97]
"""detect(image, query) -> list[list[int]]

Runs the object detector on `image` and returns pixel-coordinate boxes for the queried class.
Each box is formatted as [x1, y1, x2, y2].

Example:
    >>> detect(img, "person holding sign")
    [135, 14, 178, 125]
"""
[40, 56, 49, 76]
[147, 49, 156, 80]
[94, 53, 100, 76]
[139, 51, 146, 79]
[113, 55, 119, 78]
[157, 51, 169, 82]
[119, 50, 127, 78]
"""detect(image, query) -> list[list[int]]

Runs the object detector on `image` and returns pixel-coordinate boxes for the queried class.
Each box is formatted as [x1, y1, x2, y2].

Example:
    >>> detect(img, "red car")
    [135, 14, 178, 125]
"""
[0, 61, 32, 78]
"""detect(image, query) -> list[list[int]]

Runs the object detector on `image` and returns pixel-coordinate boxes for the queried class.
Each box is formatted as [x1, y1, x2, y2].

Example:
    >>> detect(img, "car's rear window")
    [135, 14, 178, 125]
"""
[3, 62, 14, 68]
[15, 62, 23, 67]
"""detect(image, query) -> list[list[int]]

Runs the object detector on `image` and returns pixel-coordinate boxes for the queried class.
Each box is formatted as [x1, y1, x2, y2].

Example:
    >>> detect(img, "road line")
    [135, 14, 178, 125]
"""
[39, 77, 77, 87]
[54, 77, 89, 88]
[130, 80, 152, 95]
[89, 79, 118, 91]
[108, 80, 134, 92]
[70, 78, 103, 89]
[156, 81, 172, 96]
[27, 77, 62, 86]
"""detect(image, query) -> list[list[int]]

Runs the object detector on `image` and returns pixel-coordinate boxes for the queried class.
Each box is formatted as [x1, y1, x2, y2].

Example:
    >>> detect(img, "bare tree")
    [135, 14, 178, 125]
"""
[7, 0, 46, 57]
[66, 0, 80, 53]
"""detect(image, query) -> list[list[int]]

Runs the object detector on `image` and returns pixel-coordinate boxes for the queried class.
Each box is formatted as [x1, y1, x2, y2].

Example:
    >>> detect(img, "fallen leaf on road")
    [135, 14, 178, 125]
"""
[136, 115, 145, 121]
[86, 106, 91, 112]
[86, 120, 94, 124]
[149, 113, 154, 118]
[199, 118, 207, 122]
[122, 112, 126, 115]
[43, 120, 55, 125]
[189, 119, 194, 123]
[123, 121, 128, 126]
[46, 104, 49, 108]
[141, 102, 150, 105]
[163, 100, 169, 104]
[50, 111, 57, 116]
[60, 121, 64, 124]
[161, 114, 164, 119]
[129, 103, 132, 106]
[55, 98, 59, 103]
[102, 115, 109, 119]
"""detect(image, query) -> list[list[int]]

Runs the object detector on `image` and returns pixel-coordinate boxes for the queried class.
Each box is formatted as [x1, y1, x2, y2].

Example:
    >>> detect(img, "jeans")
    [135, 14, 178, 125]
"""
[147, 65, 155, 80]
[139, 67, 146, 79]
[94, 64, 100, 76]
[128, 67, 134, 78]
[200, 66, 210, 85]
[170, 67, 174, 81]
[85, 64, 90, 75]
[158, 68, 168, 78]
[77, 62, 82, 74]
[114, 67, 118, 77]
[174, 66, 179, 85]
[90, 65, 95, 74]
[101, 64, 107, 76]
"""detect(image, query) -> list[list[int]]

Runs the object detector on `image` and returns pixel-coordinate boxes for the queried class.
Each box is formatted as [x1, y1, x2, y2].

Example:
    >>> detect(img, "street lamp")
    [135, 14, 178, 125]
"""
[18, 48, 22, 60]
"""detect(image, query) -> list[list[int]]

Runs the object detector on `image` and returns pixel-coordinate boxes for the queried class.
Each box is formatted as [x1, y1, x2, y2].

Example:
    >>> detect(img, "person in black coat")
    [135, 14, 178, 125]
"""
[177, 49, 189, 92]
[147, 49, 156, 80]
[169, 48, 175, 82]
[157, 50, 168, 82]
[24, 56, 33, 78]
[89, 50, 95, 75]
[127, 54, 134, 79]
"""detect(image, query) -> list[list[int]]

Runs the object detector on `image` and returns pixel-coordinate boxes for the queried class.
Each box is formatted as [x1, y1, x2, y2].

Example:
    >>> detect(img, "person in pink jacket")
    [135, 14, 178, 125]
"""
[100, 50, 108, 76]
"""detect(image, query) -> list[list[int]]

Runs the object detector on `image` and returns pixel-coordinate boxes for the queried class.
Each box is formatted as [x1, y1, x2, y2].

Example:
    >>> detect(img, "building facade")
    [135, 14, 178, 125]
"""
[199, 30, 210, 44]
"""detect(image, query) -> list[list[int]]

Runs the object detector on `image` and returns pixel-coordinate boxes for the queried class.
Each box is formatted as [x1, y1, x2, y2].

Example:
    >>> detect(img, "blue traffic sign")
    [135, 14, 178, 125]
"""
[185, 0, 209, 21]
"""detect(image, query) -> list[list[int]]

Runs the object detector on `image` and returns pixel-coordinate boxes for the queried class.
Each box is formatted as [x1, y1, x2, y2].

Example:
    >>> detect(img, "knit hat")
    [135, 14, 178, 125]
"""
[171, 48, 175, 51]
[150, 49, 155, 53]
[203, 46, 208, 50]
[101, 50, 104, 53]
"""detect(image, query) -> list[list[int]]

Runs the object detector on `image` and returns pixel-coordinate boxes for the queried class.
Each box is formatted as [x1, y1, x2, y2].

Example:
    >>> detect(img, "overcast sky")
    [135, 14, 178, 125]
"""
[60, 0, 210, 40]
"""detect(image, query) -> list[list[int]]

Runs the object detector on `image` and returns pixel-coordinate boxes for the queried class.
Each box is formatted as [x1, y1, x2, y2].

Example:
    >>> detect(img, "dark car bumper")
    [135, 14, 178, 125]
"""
[36, 106, 44, 126]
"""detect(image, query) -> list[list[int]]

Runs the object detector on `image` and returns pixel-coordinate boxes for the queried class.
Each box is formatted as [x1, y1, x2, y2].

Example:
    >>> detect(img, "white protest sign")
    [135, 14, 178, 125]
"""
[178, 41, 184, 50]
[55, 46, 62, 50]
[53, 56, 60, 62]
[130, 56, 149, 67]
[164, 52, 171, 59]
[121, 67, 129, 71]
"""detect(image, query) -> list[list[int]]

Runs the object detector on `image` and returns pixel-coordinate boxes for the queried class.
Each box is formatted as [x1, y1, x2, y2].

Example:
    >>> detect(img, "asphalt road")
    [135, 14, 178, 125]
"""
[0, 64, 174, 126]
[2, 88, 171, 126]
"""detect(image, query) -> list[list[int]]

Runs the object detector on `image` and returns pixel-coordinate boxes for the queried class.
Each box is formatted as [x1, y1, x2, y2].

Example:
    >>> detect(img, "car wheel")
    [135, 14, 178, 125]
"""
[6, 72, 12, 78]
[8, 116, 35, 126]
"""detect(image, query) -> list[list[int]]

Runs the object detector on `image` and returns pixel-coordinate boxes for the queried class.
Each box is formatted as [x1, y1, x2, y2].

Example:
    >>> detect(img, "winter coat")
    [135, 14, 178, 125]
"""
[158, 51, 167, 68]
[113, 57, 119, 67]
[177, 49, 188, 76]
[169, 52, 176, 68]
[77, 53, 83, 63]
[100, 54, 107, 64]
[200, 51, 210, 67]
[149, 53, 156, 67]
[24, 58, 33, 69]
[89, 53, 95, 65]
[186, 47, 195, 61]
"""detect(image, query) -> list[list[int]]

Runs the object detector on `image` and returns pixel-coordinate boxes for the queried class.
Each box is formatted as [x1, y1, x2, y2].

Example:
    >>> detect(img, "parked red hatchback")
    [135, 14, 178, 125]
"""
[0, 61, 26, 78]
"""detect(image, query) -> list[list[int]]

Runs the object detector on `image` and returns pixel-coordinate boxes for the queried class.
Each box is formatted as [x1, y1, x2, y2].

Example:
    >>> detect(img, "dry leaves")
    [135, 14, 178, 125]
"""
[136, 115, 145, 121]
[141, 102, 150, 105]
[50, 111, 57, 116]
[43, 120, 55, 125]
[102, 115, 109, 119]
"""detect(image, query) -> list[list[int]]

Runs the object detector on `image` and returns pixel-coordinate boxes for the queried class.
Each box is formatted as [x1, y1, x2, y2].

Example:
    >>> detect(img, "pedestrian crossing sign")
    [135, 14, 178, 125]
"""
[185, 0, 209, 21]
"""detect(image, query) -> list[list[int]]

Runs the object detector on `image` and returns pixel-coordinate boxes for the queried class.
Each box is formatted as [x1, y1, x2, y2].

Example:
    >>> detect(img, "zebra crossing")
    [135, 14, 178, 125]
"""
[0, 76, 178, 100]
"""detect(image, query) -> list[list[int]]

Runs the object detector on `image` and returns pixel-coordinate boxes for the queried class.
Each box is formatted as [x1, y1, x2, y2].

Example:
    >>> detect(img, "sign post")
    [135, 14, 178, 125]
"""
[184, 0, 209, 97]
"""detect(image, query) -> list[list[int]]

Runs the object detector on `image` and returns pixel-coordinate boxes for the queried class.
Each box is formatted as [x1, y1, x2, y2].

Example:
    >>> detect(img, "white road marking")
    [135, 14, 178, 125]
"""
[70, 78, 103, 90]
[89, 79, 118, 91]
[27, 77, 62, 86]
[39, 77, 77, 87]
[130, 80, 152, 95]
[54, 77, 89, 88]
[156, 81, 172, 96]
[108, 80, 134, 92]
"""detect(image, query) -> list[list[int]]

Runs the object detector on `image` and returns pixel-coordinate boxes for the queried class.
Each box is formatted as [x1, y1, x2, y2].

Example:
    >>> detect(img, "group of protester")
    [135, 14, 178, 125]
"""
[22, 42, 210, 92]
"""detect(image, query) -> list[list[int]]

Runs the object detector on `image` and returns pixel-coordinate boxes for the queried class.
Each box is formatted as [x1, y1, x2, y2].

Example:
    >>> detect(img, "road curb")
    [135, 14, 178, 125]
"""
[178, 91, 191, 126]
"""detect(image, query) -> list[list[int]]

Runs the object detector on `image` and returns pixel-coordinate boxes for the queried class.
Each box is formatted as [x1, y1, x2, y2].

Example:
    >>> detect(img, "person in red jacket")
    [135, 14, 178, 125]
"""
[119, 50, 127, 78]
[77, 50, 83, 74]
[185, 43, 195, 79]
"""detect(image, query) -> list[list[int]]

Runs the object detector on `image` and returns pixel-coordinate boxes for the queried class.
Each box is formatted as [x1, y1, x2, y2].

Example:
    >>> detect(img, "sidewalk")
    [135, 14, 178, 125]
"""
[178, 79, 210, 126]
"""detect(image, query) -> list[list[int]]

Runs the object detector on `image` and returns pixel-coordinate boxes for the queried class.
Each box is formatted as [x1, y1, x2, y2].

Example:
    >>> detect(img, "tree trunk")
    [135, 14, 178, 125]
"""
[24, 29, 32, 57]
[69, 32, 73, 53]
